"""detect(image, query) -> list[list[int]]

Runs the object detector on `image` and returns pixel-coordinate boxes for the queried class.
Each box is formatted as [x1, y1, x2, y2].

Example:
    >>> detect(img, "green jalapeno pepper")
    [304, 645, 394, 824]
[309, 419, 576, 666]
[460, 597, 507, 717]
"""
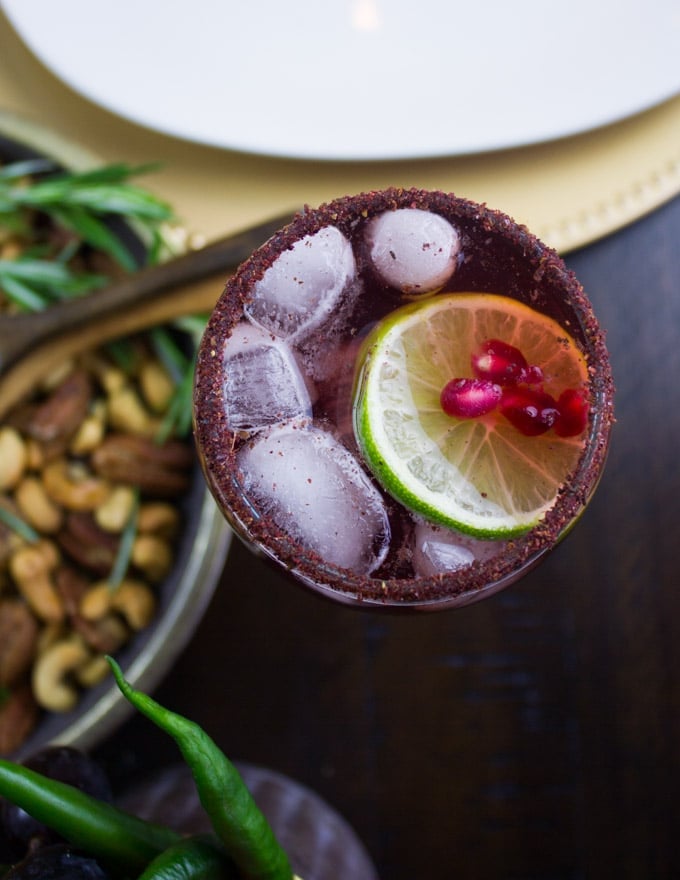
[108, 658, 293, 880]
[137, 835, 237, 879]
[0, 759, 180, 873]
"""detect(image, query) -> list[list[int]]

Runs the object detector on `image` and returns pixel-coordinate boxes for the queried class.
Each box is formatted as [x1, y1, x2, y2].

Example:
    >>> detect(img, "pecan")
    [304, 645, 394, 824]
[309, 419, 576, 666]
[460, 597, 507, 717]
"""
[57, 513, 119, 575]
[0, 599, 40, 686]
[0, 685, 40, 755]
[26, 370, 93, 447]
[54, 565, 90, 617]
[91, 434, 193, 496]
[71, 613, 128, 654]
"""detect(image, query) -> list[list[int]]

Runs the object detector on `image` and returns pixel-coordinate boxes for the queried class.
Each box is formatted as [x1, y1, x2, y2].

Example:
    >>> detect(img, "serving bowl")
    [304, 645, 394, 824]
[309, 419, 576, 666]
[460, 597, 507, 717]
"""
[0, 110, 232, 760]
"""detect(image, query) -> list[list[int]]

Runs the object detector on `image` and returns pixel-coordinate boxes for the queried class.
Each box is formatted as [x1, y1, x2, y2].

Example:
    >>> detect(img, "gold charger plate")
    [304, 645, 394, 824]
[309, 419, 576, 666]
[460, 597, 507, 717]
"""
[1, 6, 679, 255]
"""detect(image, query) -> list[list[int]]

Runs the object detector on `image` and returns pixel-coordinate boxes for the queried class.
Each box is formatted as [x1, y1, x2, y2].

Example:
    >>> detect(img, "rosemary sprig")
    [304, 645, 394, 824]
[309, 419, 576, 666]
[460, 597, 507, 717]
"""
[1, 161, 171, 220]
[0, 504, 40, 543]
[0, 254, 108, 310]
[1, 156, 202, 441]
[108, 489, 141, 591]
[0, 159, 174, 306]
[150, 319, 208, 442]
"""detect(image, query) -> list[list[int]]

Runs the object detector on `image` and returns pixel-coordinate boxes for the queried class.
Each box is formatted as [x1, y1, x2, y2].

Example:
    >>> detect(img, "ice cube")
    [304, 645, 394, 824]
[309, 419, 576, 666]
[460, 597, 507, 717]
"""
[246, 225, 356, 340]
[412, 521, 504, 577]
[366, 208, 460, 293]
[222, 323, 313, 432]
[238, 421, 390, 574]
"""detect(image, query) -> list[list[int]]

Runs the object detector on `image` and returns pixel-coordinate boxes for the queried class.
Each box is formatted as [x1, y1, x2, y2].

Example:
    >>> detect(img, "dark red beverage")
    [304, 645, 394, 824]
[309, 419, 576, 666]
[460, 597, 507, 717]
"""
[194, 189, 613, 610]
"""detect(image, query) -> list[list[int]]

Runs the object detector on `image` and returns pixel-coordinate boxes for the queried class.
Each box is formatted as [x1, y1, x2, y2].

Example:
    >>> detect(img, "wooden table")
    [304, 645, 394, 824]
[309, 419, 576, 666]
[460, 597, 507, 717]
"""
[94, 194, 680, 879]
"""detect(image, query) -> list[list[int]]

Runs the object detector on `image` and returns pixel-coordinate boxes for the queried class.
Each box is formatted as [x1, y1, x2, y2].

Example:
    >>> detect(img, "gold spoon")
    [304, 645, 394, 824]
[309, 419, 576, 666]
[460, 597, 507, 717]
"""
[0, 211, 295, 419]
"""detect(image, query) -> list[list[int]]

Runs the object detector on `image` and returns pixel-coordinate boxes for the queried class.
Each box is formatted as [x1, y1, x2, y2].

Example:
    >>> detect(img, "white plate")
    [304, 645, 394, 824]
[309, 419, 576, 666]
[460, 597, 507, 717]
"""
[3, 0, 680, 161]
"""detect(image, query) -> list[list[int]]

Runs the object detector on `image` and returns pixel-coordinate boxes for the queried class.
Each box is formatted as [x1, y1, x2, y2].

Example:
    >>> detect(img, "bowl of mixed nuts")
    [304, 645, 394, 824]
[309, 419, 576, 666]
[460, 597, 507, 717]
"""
[0, 111, 232, 759]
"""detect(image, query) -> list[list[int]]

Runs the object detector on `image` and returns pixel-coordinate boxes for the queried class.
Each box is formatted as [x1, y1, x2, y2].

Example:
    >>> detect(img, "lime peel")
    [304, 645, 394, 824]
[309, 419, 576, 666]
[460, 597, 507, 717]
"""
[353, 292, 589, 539]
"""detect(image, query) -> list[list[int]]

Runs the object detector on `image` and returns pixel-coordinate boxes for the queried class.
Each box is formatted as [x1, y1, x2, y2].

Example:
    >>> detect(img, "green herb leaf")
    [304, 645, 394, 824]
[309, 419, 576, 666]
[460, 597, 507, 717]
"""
[149, 327, 190, 383]
[51, 204, 140, 271]
[0, 504, 40, 543]
[0, 255, 108, 308]
[108, 489, 140, 590]
[0, 159, 174, 288]
[156, 366, 194, 444]
[6, 163, 172, 219]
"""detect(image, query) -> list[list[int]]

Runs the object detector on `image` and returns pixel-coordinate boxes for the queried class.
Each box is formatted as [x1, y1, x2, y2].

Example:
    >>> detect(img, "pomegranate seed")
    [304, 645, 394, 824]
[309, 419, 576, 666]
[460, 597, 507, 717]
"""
[472, 338, 528, 386]
[521, 364, 544, 385]
[499, 386, 560, 436]
[441, 378, 502, 418]
[554, 388, 589, 437]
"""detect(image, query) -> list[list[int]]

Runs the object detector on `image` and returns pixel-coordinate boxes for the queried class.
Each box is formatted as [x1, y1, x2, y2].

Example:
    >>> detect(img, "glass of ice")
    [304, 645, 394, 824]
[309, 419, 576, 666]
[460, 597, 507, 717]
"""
[193, 189, 614, 610]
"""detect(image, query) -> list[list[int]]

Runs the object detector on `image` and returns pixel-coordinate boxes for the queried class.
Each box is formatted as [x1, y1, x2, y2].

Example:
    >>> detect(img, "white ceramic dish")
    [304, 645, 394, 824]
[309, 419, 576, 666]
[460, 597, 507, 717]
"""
[3, 0, 679, 161]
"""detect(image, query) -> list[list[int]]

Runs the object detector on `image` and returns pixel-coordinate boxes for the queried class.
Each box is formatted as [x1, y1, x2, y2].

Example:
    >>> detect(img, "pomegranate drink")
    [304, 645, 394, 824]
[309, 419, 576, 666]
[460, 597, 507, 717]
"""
[194, 189, 613, 609]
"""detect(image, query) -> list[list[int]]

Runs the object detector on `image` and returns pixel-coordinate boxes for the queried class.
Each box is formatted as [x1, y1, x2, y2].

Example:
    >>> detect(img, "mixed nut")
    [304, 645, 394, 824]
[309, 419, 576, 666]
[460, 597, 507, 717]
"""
[0, 335, 195, 755]
[0, 152, 202, 755]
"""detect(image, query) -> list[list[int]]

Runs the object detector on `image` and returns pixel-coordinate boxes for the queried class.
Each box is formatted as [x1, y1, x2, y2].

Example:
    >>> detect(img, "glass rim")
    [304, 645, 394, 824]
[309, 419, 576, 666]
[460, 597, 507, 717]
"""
[194, 187, 615, 611]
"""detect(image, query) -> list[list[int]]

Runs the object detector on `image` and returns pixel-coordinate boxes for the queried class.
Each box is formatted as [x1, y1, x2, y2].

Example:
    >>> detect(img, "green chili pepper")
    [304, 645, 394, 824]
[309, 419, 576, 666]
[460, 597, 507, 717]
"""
[0, 759, 180, 874]
[108, 658, 293, 880]
[137, 835, 238, 880]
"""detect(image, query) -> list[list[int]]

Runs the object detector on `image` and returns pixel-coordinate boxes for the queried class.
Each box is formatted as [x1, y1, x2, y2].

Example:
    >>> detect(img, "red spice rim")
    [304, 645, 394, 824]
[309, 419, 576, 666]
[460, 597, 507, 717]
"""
[193, 188, 615, 611]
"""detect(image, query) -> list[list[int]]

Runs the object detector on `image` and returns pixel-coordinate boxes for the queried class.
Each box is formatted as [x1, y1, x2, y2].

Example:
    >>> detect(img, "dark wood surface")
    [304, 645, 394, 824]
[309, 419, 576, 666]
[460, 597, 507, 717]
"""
[94, 195, 680, 880]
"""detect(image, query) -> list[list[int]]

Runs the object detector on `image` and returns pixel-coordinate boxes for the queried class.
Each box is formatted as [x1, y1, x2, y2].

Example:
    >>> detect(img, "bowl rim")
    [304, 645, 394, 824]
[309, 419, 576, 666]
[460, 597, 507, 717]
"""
[0, 108, 232, 758]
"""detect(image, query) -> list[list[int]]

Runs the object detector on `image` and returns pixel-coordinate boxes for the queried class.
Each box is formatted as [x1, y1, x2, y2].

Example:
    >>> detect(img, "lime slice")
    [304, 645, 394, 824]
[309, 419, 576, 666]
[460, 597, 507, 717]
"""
[353, 293, 589, 538]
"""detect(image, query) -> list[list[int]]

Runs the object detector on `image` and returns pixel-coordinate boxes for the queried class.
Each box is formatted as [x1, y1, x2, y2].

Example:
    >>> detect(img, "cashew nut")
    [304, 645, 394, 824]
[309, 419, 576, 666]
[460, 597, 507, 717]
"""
[0, 427, 27, 491]
[94, 484, 137, 533]
[139, 359, 175, 413]
[112, 579, 156, 629]
[9, 540, 64, 623]
[24, 438, 46, 471]
[32, 637, 91, 711]
[137, 501, 180, 538]
[43, 458, 111, 511]
[131, 534, 173, 582]
[69, 401, 107, 456]
[75, 653, 110, 688]
[79, 582, 112, 620]
[38, 359, 75, 394]
[14, 475, 64, 533]
[107, 386, 158, 436]
[80, 578, 156, 631]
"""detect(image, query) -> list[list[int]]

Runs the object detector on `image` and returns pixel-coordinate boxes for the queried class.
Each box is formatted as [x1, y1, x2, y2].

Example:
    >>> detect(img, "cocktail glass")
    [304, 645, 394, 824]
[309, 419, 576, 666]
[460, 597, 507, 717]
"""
[193, 189, 614, 610]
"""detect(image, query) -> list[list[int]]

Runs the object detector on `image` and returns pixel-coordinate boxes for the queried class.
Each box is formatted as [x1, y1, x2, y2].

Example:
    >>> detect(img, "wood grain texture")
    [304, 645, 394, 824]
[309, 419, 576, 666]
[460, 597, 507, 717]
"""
[95, 195, 680, 880]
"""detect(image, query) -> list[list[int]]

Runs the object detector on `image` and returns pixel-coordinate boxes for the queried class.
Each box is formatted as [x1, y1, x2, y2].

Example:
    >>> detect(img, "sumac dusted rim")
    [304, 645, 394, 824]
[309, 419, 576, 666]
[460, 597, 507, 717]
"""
[193, 188, 615, 611]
